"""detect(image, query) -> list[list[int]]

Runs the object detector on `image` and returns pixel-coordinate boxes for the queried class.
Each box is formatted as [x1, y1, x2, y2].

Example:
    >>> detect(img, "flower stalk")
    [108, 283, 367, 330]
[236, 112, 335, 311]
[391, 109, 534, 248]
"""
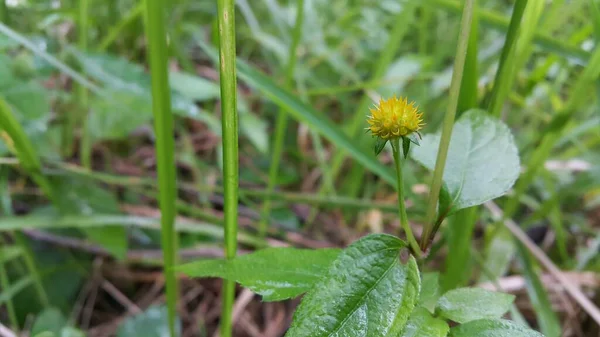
[391, 138, 421, 257]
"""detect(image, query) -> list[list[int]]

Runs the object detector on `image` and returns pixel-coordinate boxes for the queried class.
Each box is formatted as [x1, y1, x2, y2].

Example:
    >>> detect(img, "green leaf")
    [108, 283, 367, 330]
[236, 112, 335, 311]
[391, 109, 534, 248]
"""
[402, 137, 411, 158]
[31, 308, 67, 337]
[400, 307, 449, 337]
[177, 247, 340, 301]
[436, 288, 515, 323]
[448, 319, 544, 337]
[285, 234, 420, 337]
[168, 72, 220, 101]
[374, 137, 388, 156]
[419, 272, 441, 312]
[117, 305, 181, 337]
[412, 110, 520, 213]
[406, 132, 421, 146]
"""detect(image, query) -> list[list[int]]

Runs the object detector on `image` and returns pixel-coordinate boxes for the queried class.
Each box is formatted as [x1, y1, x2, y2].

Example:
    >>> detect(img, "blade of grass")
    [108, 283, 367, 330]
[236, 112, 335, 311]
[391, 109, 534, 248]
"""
[260, 0, 305, 237]
[0, 276, 34, 306]
[34, 161, 403, 213]
[0, 214, 264, 247]
[0, 97, 52, 308]
[0, 22, 101, 93]
[421, 0, 475, 250]
[78, 0, 91, 168]
[216, 0, 239, 336]
[0, 247, 18, 329]
[516, 242, 562, 337]
[98, 1, 145, 51]
[143, 0, 179, 335]
[443, 1, 479, 290]
[487, 0, 528, 117]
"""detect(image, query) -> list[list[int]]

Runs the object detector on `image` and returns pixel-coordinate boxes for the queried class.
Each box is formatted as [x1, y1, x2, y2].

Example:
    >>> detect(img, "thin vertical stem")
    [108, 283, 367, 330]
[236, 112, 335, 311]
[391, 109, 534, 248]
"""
[392, 139, 421, 257]
[216, 0, 239, 336]
[143, 0, 178, 335]
[260, 0, 305, 237]
[78, 0, 91, 168]
[421, 0, 475, 250]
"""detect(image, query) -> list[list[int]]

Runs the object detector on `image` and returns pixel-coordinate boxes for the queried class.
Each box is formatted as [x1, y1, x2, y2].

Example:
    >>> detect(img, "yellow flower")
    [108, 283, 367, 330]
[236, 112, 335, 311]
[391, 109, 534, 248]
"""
[367, 96, 424, 140]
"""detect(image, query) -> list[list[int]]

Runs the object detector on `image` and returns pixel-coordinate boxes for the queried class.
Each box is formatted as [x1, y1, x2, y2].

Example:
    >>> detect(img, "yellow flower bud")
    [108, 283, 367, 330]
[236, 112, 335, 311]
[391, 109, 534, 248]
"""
[367, 96, 424, 140]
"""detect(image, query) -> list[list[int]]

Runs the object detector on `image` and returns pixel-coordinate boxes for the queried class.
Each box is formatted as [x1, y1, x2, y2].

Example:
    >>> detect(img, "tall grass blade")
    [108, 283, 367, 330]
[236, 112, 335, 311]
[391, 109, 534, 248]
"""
[487, 0, 528, 117]
[421, 0, 475, 249]
[216, 0, 239, 336]
[143, 0, 179, 335]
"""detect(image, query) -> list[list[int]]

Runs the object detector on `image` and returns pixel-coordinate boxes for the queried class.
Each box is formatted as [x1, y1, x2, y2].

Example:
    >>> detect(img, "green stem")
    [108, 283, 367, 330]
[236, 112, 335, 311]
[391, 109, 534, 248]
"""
[392, 139, 421, 257]
[143, 0, 179, 335]
[421, 0, 474, 250]
[217, 0, 239, 336]
[260, 0, 305, 237]
[78, 0, 91, 168]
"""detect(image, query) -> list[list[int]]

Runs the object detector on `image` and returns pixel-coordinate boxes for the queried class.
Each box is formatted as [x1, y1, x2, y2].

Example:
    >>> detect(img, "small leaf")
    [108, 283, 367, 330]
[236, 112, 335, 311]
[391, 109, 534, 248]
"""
[117, 305, 181, 337]
[418, 272, 440, 312]
[177, 247, 340, 301]
[436, 288, 515, 323]
[31, 308, 66, 337]
[285, 234, 420, 337]
[412, 110, 520, 213]
[448, 319, 544, 337]
[402, 136, 411, 158]
[400, 307, 449, 337]
[407, 132, 421, 146]
[374, 137, 388, 156]
[438, 183, 453, 219]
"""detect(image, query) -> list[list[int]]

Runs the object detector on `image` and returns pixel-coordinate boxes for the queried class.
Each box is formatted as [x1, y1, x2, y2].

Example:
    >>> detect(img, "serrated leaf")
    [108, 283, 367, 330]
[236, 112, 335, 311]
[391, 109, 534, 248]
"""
[412, 110, 520, 213]
[374, 138, 388, 156]
[285, 234, 420, 337]
[448, 319, 544, 337]
[418, 272, 440, 312]
[400, 307, 449, 337]
[177, 247, 341, 301]
[436, 288, 515, 323]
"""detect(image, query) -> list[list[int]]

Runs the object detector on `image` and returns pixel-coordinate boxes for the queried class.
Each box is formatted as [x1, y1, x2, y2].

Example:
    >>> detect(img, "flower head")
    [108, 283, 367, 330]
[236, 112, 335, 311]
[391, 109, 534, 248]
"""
[367, 96, 424, 140]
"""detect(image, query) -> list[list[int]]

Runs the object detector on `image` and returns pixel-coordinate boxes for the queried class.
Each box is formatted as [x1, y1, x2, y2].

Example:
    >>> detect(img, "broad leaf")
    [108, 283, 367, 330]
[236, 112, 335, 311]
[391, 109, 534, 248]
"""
[436, 288, 514, 323]
[177, 247, 341, 301]
[400, 307, 449, 337]
[412, 110, 520, 213]
[418, 272, 440, 312]
[448, 319, 544, 337]
[285, 234, 420, 337]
